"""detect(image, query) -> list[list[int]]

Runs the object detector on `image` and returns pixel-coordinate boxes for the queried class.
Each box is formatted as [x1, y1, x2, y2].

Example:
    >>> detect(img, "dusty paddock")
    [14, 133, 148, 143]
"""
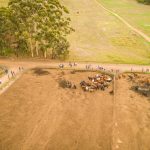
[113, 74, 150, 150]
[0, 69, 150, 150]
[0, 69, 113, 150]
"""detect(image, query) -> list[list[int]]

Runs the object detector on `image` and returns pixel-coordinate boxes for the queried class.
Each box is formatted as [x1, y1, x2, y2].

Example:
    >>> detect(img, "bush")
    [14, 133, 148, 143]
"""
[137, 0, 150, 4]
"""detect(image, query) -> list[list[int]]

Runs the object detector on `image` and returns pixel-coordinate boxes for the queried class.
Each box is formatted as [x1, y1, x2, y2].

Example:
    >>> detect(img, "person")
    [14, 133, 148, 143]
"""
[85, 65, 88, 70]
[88, 64, 91, 70]
[59, 64, 64, 69]
[0, 80, 2, 84]
[13, 71, 15, 76]
[8, 74, 10, 80]
[69, 62, 72, 68]
[74, 62, 77, 66]
[11, 71, 13, 77]
[5, 69, 8, 74]
[97, 65, 100, 70]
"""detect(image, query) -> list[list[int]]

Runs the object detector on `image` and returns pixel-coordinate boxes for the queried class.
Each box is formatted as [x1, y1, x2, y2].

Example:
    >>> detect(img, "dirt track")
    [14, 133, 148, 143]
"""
[0, 59, 150, 72]
[95, 0, 150, 43]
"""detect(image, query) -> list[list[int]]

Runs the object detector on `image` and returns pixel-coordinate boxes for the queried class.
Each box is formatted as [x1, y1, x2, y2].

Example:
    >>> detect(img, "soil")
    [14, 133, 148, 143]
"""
[0, 69, 150, 150]
[113, 75, 150, 150]
[0, 69, 113, 150]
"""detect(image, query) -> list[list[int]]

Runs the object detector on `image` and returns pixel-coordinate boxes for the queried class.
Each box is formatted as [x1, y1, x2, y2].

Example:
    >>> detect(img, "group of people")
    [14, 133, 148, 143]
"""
[59, 62, 77, 69]
[7, 67, 24, 79]
[0, 66, 24, 86]
[59, 63, 109, 72]
[85, 64, 92, 70]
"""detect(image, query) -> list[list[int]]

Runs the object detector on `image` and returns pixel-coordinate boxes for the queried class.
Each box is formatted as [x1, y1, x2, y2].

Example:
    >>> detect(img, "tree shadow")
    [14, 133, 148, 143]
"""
[32, 68, 50, 76]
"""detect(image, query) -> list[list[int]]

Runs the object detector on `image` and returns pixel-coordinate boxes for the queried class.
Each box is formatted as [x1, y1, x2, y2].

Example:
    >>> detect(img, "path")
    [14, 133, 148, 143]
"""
[0, 59, 150, 94]
[95, 0, 150, 43]
[0, 66, 24, 94]
[0, 59, 150, 72]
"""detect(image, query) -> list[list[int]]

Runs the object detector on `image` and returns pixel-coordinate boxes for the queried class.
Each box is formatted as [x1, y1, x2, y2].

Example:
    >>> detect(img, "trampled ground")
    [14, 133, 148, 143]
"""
[0, 69, 114, 150]
[114, 75, 150, 150]
[0, 69, 150, 150]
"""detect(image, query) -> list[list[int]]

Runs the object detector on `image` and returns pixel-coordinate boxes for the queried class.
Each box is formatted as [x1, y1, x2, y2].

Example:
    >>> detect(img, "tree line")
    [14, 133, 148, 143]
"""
[137, 0, 150, 4]
[0, 0, 74, 59]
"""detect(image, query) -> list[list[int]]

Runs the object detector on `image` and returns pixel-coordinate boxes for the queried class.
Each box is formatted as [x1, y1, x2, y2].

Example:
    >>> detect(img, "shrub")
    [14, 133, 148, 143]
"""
[137, 0, 150, 5]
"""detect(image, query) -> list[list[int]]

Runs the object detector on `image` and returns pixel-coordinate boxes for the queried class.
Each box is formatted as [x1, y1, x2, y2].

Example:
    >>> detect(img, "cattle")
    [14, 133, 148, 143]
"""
[80, 74, 112, 92]
[59, 64, 64, 69]
[80, 81, 95, 92]
[134, 86, 150, 97]
[59, 79, 76, 89]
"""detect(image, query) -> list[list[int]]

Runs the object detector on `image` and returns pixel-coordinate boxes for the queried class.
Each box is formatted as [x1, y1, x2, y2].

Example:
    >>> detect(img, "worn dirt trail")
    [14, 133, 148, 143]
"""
[95, 0, 150, 43]
[0, 59, 150, 72]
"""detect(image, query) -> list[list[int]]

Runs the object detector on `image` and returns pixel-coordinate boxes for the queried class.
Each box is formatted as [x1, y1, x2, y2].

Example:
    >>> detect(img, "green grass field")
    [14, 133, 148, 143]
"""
[62, 0, 150, 64]
[1, 0, 150, 64]
[99, 0, 150, 37]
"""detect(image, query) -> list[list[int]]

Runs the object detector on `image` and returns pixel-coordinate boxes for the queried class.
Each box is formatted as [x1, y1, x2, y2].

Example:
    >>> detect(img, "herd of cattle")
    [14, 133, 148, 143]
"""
[59, 72, 150, 96]
[80, 74, 112, 92]
[59, 74, 113, 92]
[129, 73, 150, 97]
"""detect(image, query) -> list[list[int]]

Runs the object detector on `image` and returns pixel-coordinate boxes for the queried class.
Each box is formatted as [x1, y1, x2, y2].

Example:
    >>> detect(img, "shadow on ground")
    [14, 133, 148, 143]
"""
[32, 68, 50, 76]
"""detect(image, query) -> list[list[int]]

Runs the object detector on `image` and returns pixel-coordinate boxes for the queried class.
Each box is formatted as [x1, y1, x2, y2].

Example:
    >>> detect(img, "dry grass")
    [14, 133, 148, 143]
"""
[0, 0, 8, 6]
[99, 0, 150, 37]
[62, 0, 150, 64]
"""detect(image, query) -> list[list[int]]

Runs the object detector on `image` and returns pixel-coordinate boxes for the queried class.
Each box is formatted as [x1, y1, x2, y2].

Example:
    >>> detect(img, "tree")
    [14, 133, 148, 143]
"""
[137, 0, 150, 4]
[0, 7, 14, 56]
[0, 0, 73, 59]
[0, 6, 29, 57]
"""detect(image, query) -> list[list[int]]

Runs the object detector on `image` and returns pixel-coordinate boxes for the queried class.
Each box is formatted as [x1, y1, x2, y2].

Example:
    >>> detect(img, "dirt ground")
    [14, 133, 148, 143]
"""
[113, 74, 150, 150]
[0, 69, 113, 150]
[0, 69, 150, 150]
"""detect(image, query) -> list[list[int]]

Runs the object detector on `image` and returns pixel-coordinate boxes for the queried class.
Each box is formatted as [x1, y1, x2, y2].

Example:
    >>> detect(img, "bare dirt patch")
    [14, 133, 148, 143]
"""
[0, 69, 150, 150]
[114, 74, 150, 150]
[0, 69, 113, 150]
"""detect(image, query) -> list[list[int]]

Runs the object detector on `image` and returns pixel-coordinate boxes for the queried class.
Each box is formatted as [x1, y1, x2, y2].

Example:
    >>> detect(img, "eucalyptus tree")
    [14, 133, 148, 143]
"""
[137, 0, 150, 4]
[0, 7, 15, 56]
[7, 0, 73, 58]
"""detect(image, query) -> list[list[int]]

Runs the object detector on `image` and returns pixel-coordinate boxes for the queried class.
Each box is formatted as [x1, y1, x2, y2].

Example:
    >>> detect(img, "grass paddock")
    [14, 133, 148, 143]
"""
[0, 0, 150, 64]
